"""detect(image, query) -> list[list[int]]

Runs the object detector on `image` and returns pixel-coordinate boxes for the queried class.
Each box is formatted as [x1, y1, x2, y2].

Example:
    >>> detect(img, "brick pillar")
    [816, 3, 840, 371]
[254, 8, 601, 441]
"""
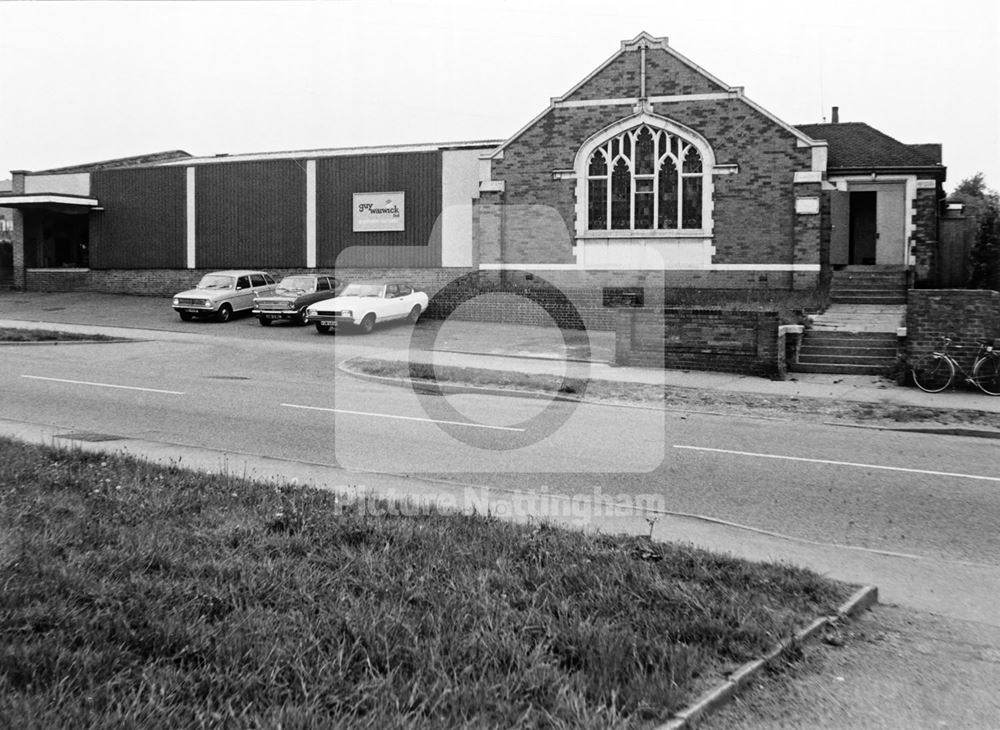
[911, 183, 939, 285]
[475, 188, 504, 266]
[792, 180, 822, 290]
[11, 171, 27, 291]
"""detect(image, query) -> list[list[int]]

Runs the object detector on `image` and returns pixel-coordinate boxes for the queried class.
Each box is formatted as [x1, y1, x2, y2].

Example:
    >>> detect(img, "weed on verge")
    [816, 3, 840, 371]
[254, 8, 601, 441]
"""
[0, 438, 851, 729]
[0, 327, 119, 343]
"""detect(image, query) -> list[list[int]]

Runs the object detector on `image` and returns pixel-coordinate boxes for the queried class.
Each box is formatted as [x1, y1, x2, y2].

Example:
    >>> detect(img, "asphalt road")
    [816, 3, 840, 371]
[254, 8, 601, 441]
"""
[2, 316, 999, 570]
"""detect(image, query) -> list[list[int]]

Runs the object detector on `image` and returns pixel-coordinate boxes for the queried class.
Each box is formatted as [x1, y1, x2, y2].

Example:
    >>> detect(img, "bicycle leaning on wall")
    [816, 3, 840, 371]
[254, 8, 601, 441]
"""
[910, 337, 1000, 395]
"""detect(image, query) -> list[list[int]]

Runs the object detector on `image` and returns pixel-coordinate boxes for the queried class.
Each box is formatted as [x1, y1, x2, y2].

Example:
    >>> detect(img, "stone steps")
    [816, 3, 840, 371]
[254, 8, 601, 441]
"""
[791, 308, 902, 375]
[830, 267, 907, 306]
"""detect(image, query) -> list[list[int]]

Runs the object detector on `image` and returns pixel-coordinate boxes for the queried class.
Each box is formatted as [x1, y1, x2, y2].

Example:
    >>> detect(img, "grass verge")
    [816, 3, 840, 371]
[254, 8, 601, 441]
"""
[0, 437, 852, 729]
[0, 327, 119, 343]
[346, 357, 1000, 429]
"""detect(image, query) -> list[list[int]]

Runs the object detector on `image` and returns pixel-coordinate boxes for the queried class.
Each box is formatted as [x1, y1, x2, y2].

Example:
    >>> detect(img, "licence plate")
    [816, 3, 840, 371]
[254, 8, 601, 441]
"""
[320, 320, 337, 327]
[184, 309, 201, 313]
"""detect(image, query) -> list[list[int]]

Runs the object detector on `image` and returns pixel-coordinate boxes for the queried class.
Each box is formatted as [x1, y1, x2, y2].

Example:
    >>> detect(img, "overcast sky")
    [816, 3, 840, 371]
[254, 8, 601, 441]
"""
[1, 0, 997, 192]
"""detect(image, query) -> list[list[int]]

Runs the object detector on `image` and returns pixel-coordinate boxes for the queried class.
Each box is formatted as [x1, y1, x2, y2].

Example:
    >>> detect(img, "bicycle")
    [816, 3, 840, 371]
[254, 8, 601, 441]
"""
[910, 337, 1000, 395]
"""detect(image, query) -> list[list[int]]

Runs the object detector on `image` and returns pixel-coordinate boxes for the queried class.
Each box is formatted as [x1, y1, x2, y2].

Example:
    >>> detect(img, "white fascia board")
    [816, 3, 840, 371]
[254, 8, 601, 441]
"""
[0, 194, 98, 206]
[554, 92, 738, 109]
[159, 140, 503, 166]
[479, 263, 582, 271]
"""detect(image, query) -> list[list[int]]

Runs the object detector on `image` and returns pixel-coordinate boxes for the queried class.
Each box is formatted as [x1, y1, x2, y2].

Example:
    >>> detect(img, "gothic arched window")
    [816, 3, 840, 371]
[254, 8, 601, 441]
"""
[586, 124, 707, 231]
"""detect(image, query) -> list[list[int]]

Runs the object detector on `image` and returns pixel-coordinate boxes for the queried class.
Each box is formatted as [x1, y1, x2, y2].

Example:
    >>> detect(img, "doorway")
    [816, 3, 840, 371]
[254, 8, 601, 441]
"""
[849, 191, 877, 265]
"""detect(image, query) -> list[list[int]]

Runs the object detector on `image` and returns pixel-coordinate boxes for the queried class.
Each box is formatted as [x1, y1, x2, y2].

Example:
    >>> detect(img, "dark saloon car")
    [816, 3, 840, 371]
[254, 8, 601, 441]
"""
[252, 273, 345, 326]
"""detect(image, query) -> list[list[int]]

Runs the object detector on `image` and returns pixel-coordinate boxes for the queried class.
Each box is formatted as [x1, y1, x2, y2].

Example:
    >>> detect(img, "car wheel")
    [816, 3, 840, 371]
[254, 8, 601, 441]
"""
[407, 305, 422, 324]
[179, 311, 193, 322]
[315, 323, 331, 334]
[296, 308, 310, 326]
[216, 304, 233, 323]
[258, 317, 271, 326]
[359, 314, 376, 334]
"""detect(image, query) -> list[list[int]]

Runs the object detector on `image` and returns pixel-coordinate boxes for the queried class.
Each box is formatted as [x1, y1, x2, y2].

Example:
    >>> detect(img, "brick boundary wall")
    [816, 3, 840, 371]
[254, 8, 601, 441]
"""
[615, 307, 785, 379]
[906, 289, 1000, 372]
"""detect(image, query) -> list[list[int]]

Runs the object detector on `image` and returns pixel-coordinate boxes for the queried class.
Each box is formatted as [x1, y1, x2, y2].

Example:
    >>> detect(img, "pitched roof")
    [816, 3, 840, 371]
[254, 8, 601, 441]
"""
[795, 122, 941, 170]
[33, 150, 193, 174]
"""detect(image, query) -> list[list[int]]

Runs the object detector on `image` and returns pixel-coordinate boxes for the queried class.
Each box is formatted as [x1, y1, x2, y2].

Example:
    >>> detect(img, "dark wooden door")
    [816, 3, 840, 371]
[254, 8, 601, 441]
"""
[850, 191, 878, 265]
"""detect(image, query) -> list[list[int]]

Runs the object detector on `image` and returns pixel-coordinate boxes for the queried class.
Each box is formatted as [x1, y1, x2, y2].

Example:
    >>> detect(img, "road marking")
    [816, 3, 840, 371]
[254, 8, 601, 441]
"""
[674, 444, 1000, 483]
[21, 375, 184, 395]
[281, 403, 526, 432]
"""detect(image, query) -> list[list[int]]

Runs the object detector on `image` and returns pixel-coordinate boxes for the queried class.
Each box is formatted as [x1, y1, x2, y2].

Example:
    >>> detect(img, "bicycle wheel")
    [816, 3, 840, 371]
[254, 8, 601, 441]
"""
[911, 353, 954, 393]
[972, 354, 1000, 396]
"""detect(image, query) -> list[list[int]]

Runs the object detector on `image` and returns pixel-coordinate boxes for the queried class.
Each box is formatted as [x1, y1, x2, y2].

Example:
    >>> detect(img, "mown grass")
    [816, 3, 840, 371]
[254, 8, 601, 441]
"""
[0, 327, 118, 342]
[0, 438, 851, 729]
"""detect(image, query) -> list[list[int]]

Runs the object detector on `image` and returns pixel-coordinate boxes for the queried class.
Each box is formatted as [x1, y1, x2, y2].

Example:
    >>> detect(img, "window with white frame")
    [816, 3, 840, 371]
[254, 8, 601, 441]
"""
[586, 124, 707, 231]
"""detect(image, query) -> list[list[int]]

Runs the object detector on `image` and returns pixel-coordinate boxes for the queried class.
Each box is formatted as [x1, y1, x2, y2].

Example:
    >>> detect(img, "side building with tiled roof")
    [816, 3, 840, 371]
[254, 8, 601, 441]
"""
[795, 119, 945, 280]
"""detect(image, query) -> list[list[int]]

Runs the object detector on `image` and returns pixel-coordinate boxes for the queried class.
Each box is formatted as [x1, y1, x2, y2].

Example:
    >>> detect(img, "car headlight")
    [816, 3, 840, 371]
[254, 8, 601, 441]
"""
[172, 297, 179, 306]
[341, 310, 352, 318]
[306, 308, 316, 317]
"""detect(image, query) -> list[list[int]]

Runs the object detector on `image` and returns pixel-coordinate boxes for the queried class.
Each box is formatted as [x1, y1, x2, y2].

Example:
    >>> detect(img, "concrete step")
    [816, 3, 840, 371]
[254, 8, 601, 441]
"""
[830, 295, 908, 305]
[832, 271, 907, 279]
[800, 345, 898, 358]
[791, 362, 892, 375]
[797, 353, 897, 366]
[830, 286, 907, 294]
[836, 265, 909, 273]
[803, 332, 899, 343]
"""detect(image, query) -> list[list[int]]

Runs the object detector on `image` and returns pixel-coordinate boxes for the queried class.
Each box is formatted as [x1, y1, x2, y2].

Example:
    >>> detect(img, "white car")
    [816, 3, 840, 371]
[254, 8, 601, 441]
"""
[305, 281, 429, 334]
[172, 270, 277, 322]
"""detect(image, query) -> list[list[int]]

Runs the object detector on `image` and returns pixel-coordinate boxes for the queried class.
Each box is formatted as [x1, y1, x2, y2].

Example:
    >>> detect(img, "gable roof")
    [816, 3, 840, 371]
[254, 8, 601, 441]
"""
[794, 122, 941, 170]
[490, 32, 822, 159]
[32, 150, 193, 174]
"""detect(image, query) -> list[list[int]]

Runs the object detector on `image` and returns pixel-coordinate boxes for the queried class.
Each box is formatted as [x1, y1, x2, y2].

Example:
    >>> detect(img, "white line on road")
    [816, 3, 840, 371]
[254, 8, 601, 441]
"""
[674, 444, 1000, 483]
[21, 375, 184, 395]
[281, 403, 526, 432]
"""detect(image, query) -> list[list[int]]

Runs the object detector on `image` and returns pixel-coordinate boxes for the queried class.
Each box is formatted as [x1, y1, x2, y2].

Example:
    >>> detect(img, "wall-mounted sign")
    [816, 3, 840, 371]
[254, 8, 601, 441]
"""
[353, 192, 405, 232]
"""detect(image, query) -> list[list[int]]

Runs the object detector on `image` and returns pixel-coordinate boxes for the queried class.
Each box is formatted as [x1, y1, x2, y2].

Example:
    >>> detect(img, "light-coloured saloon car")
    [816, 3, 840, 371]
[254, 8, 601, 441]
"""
[252, 273, 345, 326]
[172, 270, 277, 322]
[305, 281, 429, 334]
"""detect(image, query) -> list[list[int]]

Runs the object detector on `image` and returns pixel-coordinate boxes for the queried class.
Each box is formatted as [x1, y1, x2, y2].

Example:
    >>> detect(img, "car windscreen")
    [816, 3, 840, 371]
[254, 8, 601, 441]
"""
[340, 284, 383, 297]
[276, 276, 315, 293]
[197, 275, 234, 289]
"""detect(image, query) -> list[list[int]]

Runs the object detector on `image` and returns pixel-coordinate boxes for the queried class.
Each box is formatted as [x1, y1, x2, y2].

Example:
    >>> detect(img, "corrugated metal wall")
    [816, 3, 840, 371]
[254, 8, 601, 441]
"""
[196, 160, 307, 268]
[90, 167, 187, 269]
[316, 152, 442, 267]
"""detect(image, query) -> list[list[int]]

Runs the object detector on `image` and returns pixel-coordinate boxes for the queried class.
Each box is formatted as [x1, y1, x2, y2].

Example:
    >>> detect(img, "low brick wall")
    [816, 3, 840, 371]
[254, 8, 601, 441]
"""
[907, 289, 1000, 371]
[615, 307, 786, 378]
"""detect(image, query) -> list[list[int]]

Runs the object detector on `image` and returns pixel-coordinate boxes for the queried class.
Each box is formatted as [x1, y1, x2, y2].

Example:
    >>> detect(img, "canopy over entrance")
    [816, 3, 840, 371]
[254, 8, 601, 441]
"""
[0, 194, 99, 269]
[0, 193, 100, 214]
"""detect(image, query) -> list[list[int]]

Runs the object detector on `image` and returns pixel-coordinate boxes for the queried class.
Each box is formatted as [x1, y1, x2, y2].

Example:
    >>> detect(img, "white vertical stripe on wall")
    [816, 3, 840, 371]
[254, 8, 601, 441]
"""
[306, 160, 317, 268]
[186, 167, 196, 269]
[441, 150, 480, 267]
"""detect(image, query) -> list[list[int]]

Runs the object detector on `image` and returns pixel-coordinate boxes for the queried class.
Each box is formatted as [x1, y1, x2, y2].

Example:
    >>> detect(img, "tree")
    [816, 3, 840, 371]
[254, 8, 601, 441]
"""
[952, 173, 1000, 290]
